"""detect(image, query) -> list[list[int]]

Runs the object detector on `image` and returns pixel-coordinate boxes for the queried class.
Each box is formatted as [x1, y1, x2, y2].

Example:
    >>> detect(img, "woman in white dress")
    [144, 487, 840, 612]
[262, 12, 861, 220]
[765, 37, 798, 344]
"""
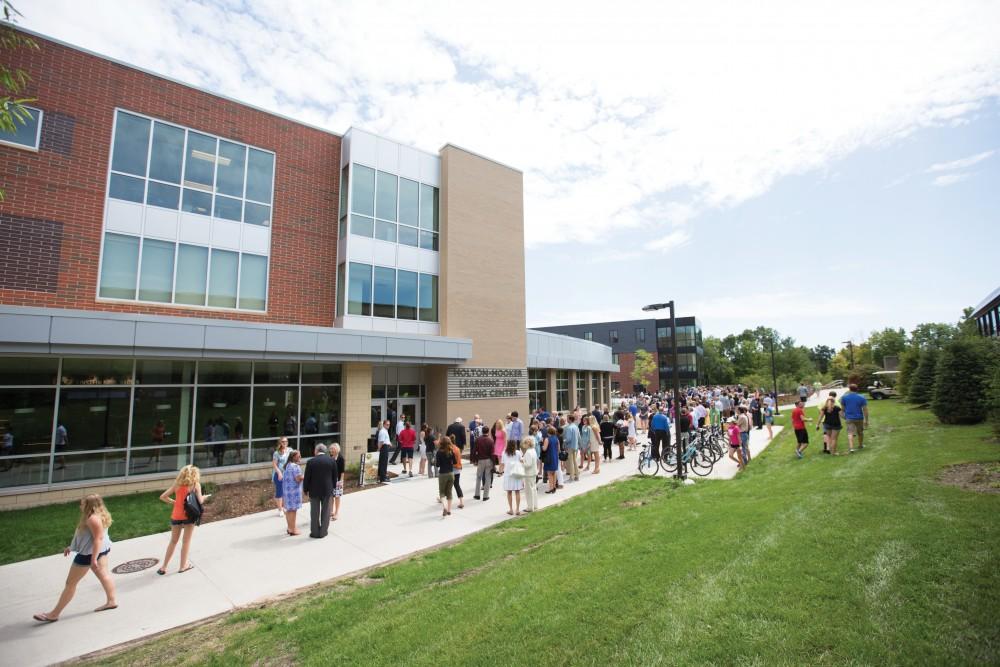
[499, 438, 524, 516]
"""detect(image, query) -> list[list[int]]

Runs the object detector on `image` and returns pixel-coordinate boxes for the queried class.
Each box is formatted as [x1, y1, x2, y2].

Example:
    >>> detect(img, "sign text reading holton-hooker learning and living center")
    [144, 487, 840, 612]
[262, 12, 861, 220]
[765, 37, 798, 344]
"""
[447, 367, 528, 400]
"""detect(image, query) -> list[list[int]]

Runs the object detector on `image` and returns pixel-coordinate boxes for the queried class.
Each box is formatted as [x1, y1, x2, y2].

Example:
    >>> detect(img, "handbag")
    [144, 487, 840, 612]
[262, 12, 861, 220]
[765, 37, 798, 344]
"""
[183, 487, 203, 525]
[558, 450, 568, 461]
[509, 459, 526, 478]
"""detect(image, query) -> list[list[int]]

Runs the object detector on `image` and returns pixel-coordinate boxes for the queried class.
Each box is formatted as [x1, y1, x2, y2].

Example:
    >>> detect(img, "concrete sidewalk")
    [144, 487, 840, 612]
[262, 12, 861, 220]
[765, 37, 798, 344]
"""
[0, 424, 783, 666]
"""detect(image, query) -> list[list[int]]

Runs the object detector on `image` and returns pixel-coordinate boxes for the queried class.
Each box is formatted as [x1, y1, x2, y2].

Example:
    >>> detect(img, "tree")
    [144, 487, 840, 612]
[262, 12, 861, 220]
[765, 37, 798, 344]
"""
[931, 339, 990, 424]
[630, 349, 656, 390]
[1, 1, 38, 201]
[910, 322, 957, 350]
[810, 345, 835, 374]
[896, 348, 920, 396]
[907, 348, 938, 407]
[866, 327, 908, 367]
[702, 336, 735, 385]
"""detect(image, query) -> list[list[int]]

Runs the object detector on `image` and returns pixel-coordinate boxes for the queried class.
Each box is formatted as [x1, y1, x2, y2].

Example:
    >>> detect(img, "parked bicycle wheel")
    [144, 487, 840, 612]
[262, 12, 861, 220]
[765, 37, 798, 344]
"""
[637, 453, 660, 477]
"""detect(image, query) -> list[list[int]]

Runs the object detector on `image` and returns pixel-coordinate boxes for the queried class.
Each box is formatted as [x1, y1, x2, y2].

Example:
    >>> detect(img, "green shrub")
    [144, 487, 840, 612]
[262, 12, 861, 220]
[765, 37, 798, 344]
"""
[907, 348, 938, 406]
[897, 348, 920, 396]
[987, 360, 1000, 438]
[931, 339, 989, 424]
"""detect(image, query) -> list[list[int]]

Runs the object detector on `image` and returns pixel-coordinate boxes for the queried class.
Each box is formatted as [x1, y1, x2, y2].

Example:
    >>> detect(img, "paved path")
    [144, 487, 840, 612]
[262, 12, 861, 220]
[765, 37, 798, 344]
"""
[0, 425, 781, 666]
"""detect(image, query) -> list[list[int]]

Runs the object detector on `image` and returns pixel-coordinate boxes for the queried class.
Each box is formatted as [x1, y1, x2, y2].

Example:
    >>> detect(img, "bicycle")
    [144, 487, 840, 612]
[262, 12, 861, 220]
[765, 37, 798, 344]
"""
[660, 437, 714, 477]
[637, 440, 660, 477]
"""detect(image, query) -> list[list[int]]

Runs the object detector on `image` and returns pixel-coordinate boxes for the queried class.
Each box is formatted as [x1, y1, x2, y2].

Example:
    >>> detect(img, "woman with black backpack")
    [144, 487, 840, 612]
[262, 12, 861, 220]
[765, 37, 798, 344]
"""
[156, 465, 209, 575]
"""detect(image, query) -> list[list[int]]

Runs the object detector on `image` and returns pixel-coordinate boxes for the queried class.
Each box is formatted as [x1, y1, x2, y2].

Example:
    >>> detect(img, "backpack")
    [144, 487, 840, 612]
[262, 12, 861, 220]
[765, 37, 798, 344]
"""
[617, 424, 629, 439]
[184, 487, 203, 525]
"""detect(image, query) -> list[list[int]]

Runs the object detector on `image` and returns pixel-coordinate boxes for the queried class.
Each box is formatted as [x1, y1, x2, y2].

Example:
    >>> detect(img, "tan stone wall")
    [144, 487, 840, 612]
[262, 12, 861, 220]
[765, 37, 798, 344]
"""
[341, 362, 373, 459]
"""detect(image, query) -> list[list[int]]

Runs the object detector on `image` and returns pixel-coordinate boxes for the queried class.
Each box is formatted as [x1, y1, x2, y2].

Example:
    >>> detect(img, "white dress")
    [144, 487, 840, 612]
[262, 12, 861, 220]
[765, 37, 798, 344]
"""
[501, 451, 524, 492]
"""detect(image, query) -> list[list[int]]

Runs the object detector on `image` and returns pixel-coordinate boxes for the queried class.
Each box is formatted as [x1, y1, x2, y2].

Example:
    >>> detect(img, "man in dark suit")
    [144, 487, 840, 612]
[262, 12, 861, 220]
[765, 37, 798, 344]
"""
[303, 443, 337, 538]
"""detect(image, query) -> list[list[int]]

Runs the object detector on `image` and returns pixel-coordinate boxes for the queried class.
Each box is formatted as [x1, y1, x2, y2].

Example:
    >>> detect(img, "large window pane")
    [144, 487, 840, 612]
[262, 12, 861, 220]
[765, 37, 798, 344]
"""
[138, 238, 175, 303]
[216, 140, 247, 197]
[398, 225, 419, 247]
[61, 358, 133, 386]
[135, 360, 195, 385]
[195, 386, 250, 444]
[146, 181, 180, 209]
[339, 165, 349, 219]
[376, 171, 397, 221]
[251, 386, 299, 439]
[418, 273, 438, 322]
[351, 215, 374, 237]
[184, 132, 217, 190]
[419, 230, 438, 251]
[399, 178, 419, 226]
[254, 362, 299, 384]
[197, 361, 251, 385]
[0, 456, 49, 489]
[175, 244, 208, 306]
[419, 184, 439, 231]
[128, 444, 191, 477]
[373, 266, 395, 318]
[0, 358, 58, 386]
[397, 270, 418, 320]
[131, 386, 193, 446]
[109, 173, 145, 203]
[0, 388, 55, 456]
[245, 148, 274, 203]
[111, 111, 150, 177]
[99, 233, 139, 299]
[348, 263, 372, 316]
[148, 121, 184, 183]
[302, 364, 341, 384]
[238, 254, 268, 311]
[56, 388, 131, 450]
[51, 451, 127, 484]
[182, 188, 212, 216]
[374, 220, 396, 243]
[301, 385, 340, 436]
[207, 249, 238, 308]
[214, 195, 243, 222]
[351, 164, 375, 216]
[336, 263, 345, 318]
[244, 202, 271, 226]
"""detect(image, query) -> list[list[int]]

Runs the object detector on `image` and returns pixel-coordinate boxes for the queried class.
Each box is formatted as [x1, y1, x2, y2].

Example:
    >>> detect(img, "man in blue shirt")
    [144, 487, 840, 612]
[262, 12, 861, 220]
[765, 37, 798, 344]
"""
[563, 414, 581, 481]
[840, 384, 870, 452]
[649, 407, 670, 460]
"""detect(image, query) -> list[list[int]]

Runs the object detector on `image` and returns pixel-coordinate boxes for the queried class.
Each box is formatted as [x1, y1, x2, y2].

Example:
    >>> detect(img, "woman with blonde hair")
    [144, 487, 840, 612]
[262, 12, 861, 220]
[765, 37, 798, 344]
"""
[585, 415, 602, 474]
[33, 495, 117, 622]
[156, 465, 210, 575]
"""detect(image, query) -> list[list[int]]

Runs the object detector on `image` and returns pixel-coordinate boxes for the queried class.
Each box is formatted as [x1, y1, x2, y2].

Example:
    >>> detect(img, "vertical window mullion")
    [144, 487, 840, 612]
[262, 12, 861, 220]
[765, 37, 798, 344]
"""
[124, 358, 136, 479]
[47, 357, 62, 487]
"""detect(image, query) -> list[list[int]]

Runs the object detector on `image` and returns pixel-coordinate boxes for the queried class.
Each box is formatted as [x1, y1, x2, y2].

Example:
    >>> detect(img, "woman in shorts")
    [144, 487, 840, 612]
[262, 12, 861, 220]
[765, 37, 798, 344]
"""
[818, 395, 843, 455]
[157, 465, 209, 575]
[763, 404, 775, 440]
[33, 494, 117, 622]
[726, 417, 744, 469]
[435, 436, 456, 516]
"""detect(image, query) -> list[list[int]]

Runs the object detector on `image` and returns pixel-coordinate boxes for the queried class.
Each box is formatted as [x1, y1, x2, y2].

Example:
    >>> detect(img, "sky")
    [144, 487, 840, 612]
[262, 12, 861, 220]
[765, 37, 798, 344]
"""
[20, 0, 1000, 349]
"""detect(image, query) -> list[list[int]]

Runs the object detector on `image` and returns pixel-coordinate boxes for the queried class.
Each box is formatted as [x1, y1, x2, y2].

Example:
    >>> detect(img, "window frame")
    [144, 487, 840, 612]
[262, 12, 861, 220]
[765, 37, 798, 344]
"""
[348, 161, 439, 252]
[0, 105, 43, 151]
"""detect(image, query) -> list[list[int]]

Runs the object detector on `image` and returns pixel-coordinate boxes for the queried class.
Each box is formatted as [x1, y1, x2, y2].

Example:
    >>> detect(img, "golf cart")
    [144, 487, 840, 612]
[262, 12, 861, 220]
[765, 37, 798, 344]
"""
[868, 371, 899, 399]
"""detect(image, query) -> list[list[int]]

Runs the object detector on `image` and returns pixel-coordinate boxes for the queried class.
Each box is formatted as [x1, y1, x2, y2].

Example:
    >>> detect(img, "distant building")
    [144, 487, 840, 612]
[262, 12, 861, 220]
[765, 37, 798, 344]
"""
[972, 287, 1000, 338]
[534, 317, 704, 392]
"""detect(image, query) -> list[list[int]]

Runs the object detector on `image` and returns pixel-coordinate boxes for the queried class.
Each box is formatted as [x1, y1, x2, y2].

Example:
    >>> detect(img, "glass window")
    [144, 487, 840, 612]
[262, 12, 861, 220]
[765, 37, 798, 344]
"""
[302, 364, 341, 384]
[128, 444, 191, 478]
[351, 164, 375, 216]
[207, 249, 238, 308]
[419, 230, 438, 251]
[214, 195, 243, 222]
[584, 331, 593, 341]
[184, 131, 216, 190]
[418, 273, 438, 322]
[376, 171, 397, 221]
[148, 121, 184, 183]
[612, 353, 620, 364]
[51, 451, 128, 484]
[131, 386, 193, 447]
[398, 225, 419, 247]
[555, 371, 570, 412]
[0, 456, 49, 488]
[339, 166, 349, 219]
[197, 361, 251, 385]
[195, 386, 250, 443]
[175, 244, 208, 305]
[135, 360, 195, 385]
[245, 148, 274, 203]
[336, 263, 346, 317]
[138, 238, 175, 303]
[57, 387, 131, 450]
[374, 220, 397, 243]
[609, 330, 619, 344]
[528, 370, 547, 412]
[419, 184, 439, 231]
[238, 254, 268, 311]
[399, 178, 419, 226]
[397, 270, 418, 320]
[61, 358, 133, 386]
[0, 358, 58, 386]
[0, 388, 55, 457]
[182, 188, 212, 216]
[216, 140, 247, 198]
[351, 215, 374, 237]
[109, 173, 145, 203]
[347, 263, 372, 316]
[254, 362, 299, 384]
[99, 233, 139, 299]
[636, 327, 645, 343]
[301, 386, 340, 437]
[373, 266, 396, 318]
[244, 201, 271, 226]
[146, 181, 180, 209]
[111, 111, 150, 177]
[0, 105, 42, 150]
[251, 386, 298, 439]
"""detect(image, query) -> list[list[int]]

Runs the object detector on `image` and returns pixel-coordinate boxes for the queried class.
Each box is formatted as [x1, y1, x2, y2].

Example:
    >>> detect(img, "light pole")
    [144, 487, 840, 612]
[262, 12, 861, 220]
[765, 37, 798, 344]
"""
[642, 300, 684, 480]
[769, 334, 779, 416]
[842, 340, 855, 370]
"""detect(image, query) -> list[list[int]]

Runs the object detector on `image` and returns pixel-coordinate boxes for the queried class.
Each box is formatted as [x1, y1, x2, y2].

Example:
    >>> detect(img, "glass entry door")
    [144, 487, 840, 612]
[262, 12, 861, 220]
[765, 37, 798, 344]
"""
[370, 400, 385, 437]
[399, 398, 420, 429]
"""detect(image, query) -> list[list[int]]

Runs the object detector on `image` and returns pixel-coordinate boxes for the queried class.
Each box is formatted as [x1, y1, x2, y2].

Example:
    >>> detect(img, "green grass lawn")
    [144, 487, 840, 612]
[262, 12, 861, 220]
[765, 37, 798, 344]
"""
[74, 402, 1000, 664]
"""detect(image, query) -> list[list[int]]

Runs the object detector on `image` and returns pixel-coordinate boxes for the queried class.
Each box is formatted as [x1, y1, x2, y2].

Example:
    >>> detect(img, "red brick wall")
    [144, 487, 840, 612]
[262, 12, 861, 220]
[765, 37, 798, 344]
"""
[0, 31, 341, 326]
[613, 350, 660, 394]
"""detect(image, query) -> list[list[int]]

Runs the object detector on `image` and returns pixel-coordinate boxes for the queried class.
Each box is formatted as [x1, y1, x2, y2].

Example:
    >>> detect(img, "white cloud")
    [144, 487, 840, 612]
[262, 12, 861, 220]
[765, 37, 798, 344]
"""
[926, 149, 995, 172]
[932, 172, 972, 187]
[20, 0, 1000, 252]
[647, 230, 691, 252]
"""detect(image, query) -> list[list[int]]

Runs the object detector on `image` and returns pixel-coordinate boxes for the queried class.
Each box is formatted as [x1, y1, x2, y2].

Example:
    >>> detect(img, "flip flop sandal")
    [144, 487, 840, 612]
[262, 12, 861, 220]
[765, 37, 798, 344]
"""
[179, 565, 195, 573]
[33, 614, 58, 623]
[95, 604, 118, 612]
[156, 568, 166, 575]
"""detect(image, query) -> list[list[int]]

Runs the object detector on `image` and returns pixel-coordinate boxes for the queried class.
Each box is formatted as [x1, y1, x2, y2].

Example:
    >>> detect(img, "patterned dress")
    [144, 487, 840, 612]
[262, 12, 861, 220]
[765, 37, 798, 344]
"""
[282, 462, 303, 511]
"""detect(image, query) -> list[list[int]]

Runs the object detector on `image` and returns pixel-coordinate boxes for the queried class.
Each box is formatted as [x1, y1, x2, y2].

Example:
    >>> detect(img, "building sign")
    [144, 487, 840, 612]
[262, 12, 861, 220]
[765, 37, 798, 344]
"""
[447, 367, 528, 400]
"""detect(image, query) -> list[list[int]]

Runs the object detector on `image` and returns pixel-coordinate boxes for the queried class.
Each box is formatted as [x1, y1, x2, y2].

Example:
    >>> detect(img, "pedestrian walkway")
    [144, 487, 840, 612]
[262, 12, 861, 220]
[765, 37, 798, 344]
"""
[0, 425, 782, 666]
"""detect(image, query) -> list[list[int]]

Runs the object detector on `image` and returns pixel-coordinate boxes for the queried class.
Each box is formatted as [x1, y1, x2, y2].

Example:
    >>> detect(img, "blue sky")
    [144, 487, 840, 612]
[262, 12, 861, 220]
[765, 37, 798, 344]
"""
[20, 0, 1000, 348]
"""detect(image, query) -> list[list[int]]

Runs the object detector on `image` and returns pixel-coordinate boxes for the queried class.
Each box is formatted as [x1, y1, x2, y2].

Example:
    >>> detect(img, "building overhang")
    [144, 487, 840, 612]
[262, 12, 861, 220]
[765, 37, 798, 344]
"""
[972, 286, 1000, 318]
[0, 306, 472, 365]
[526, 329, 619, 373]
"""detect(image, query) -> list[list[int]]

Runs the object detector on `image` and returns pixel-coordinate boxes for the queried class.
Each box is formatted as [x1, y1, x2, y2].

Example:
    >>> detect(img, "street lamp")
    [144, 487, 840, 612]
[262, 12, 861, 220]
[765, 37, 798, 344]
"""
[842, 340, 855, 370]
[642, 300, 684, 480]
[769, 334, 780, 416]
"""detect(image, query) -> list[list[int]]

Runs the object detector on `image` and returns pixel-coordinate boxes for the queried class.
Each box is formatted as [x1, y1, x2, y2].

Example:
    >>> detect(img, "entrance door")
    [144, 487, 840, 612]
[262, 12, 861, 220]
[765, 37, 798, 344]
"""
[370, 399, 386, 438]
[399, 398, 420, 430]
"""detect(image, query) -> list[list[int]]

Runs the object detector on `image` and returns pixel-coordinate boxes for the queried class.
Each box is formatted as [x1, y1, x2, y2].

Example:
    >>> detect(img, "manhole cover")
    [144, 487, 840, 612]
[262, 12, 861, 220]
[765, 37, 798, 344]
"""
[113, 558, 159, 574]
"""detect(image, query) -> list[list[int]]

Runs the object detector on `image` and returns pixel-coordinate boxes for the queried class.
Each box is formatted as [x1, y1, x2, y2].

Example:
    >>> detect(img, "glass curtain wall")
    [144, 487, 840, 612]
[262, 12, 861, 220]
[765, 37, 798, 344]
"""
[555, 371, 570, 412]
[528, 370, 547, 412]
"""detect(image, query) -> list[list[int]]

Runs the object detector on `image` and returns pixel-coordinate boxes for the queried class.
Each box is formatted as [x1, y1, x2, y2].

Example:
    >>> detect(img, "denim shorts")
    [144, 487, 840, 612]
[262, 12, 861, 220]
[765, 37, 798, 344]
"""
[73, 549, 109, 567]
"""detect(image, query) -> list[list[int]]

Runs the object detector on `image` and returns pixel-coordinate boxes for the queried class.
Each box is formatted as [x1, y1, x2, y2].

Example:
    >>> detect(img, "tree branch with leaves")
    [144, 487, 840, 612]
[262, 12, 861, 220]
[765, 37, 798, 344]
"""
[1, 0, 38, 201]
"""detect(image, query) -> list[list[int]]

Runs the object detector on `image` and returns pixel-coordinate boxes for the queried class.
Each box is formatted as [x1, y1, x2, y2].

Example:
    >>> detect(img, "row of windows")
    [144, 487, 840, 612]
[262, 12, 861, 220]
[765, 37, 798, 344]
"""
[108, 110, 276, 227]
[527, 370, 607, 413]
[98, 233, 267, 311]
[344, 164, 440, 251]
[657, 325, 702, 348]
[341, 262, 438, 322]
[597, 328, 645, 344]
[0, 105, 42, 150]
[976, 306, 1000, 338]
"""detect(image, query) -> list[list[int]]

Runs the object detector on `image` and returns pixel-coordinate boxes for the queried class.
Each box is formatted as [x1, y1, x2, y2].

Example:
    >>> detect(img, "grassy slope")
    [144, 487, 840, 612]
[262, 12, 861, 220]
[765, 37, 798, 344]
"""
[86, 402, 999, 665]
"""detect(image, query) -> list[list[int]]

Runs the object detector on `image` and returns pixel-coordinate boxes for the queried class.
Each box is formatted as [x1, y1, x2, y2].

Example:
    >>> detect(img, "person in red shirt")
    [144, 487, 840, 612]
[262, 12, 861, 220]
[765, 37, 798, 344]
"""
[397, 422, 417, 477]
[791, 400, 812, 459]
